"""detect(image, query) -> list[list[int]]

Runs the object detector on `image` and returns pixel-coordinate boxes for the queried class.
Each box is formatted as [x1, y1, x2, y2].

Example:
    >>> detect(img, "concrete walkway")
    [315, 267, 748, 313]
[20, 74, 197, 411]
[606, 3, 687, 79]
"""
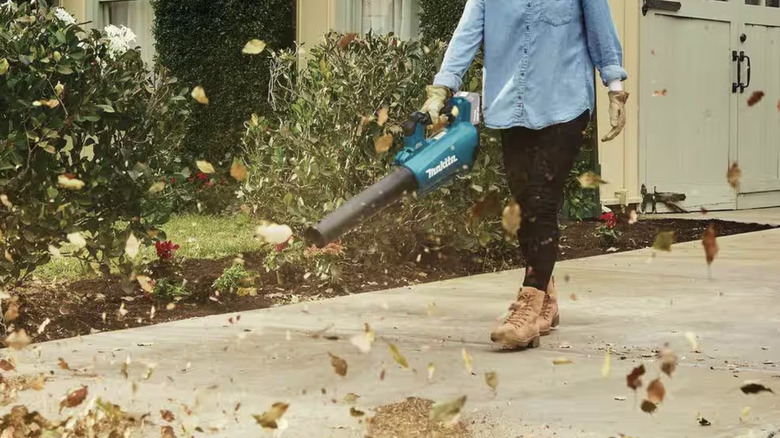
[5, 228, 780, 437]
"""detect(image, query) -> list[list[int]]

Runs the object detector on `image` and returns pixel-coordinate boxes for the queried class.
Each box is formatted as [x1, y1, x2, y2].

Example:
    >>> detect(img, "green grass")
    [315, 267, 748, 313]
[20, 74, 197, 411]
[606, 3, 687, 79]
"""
[33, 213, 264, 282]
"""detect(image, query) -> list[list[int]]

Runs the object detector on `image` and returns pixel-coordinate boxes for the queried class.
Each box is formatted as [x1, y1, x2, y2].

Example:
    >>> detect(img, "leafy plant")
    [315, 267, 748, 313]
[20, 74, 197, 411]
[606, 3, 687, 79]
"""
[261, 237, 304, 286]
[0, 1, 190, 282]
[152, 277, 190, 299]
[418, 0, 468, 43]
[595, 212, 622, 247]
[303, 242, 345, 285]
[212, 260, 256, 296]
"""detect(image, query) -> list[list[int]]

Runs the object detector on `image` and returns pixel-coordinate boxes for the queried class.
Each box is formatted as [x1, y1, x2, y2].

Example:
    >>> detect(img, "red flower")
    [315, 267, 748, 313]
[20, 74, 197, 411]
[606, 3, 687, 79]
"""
[187, 177, 195, 182]
[170, 177, 176, 184]
[204, 181, 214, 188]
[196, 172, 209, 181]
[274, 237, 292, 253]
[155, 240, 180, 260]
[600, 212, 618, 228]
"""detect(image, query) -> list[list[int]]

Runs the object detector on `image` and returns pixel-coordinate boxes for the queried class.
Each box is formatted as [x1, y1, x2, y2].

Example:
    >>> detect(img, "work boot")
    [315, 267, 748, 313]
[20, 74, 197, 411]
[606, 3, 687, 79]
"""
[539, 277, 560, 336]
[490, 287, 545, 348]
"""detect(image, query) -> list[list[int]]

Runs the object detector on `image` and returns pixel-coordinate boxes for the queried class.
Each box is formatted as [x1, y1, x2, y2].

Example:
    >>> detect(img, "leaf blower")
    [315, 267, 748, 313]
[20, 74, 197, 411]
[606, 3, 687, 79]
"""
[304, 92, 481, 248]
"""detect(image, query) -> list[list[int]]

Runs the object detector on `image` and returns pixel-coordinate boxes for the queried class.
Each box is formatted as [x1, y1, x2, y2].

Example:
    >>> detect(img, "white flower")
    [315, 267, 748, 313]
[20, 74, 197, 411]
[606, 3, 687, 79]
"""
[53, 7, 75, 25]
[103, 24, 137, 59]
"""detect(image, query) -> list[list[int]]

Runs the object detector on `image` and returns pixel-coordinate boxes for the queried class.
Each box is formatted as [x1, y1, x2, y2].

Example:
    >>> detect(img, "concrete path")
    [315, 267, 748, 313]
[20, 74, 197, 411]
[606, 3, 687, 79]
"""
[643, 207, 780, 226]
[5, 228, 780, 437]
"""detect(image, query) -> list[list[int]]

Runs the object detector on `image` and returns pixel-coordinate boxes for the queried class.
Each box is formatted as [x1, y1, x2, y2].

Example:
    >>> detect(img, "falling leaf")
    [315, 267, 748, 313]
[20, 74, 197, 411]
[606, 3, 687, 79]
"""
[640, 400, 657, 414]
[343, 393, 360, 404]
[727, 162, 741, 189]
[377, 107, 389, 127]
[67, 232, 87, 248]
[429, 395, 467, 425]
[0, 194, 11, 208]
[685, 332, 699, 352]
[740, 381, 774, 395]
[652, 89, 668, 97]
[626, 364, 645, 390]
[160, 409, 175, 422]
[602, 349, 611, 378]
[148, 181, 165, 194]
[125, 233, 140, 259]
[777, 98, 780, 112]
[502, 198, 521, 236]
[647, 378, 666, 404]
[60, 386, 88, 412]
[553, 357, 573, 365]
[58, 174, 85, 190]
[747, 90, 765, 107]
[569, 293, 577, 301]
[388, 343, 409, 368]
[337, 33, 358, 50]
[242, 39, 267, 55]
[196, 160, 215, 174]
[652, 231, 674, 251]
[117, 303, 128, 318]
[374, 133, 393, 154]
[255, 222, 293, 244]
[741, 406, 751, 420]
[578, 172, 608, 189]
[698, 416, 711, 426]
[350, 329, 374, 354]
[137, 275, 154, 293]
[166, 303, 176, 310]
[253, 402, 289, 429]
[191, 86, 209, 104]
[349, 407, 365, 418]
[427, 362, 435, 381]
[329, 352, 347, 377]
[37, 318, 51, 334]
[58, 358, 71, 370]
[230, 160, 248, 182]
[469, 191, 501, 226]
[0, 58, 8, 75]
[4, 330, 31, 350]
[461, 348, 473, 374]
[628, 210, 638, 225]
[54, 81, 65, 96]
[702, 224, 718, 265]
[150, 305, 156, 320]
[485, 371, 498, 392]
[659, 345, 677, 377]
[161, 426, 176, 438]
[0, 358, 16, 371]
[3, 302, 19, 322]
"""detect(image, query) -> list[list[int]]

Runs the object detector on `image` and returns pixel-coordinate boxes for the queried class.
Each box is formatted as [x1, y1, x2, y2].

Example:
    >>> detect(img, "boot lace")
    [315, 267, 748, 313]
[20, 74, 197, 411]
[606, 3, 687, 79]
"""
[505, 293, 534, 327]
[540, 295, 552, 319]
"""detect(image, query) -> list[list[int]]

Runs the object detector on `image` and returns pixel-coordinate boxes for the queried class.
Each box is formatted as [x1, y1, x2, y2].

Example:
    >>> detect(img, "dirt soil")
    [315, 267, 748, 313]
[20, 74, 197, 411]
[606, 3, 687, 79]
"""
[7, 218, 774, 343]
[366, 397, 472, 438]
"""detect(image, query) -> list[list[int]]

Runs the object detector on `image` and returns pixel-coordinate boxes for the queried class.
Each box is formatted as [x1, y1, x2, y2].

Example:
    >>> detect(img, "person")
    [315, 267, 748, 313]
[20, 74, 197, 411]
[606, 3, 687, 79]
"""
[421, 0, 629, 349]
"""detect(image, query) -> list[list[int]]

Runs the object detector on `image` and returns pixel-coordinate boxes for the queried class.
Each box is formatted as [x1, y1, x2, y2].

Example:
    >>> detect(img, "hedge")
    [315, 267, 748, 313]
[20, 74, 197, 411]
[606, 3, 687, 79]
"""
[152, 0, 294, 162]
[419, 0, 468, 42]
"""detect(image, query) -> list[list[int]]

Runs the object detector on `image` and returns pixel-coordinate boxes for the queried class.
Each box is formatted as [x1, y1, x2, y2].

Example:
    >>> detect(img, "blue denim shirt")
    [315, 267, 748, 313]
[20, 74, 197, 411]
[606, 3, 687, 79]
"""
[433, 0, 628, 130]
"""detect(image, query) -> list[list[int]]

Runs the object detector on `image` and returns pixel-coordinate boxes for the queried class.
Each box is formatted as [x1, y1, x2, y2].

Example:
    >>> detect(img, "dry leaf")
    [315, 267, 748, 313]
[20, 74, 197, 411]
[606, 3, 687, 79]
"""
[125, 233, 140, 259]
[374, 133, 393, 154]
[698, 416, 712, 426]
[685, 332, 699, 352]
[137, 275, 154, 293]
[343, 393, 360, 404]
[329, 352, 348, 377]
[230, 160, 248, 182]
[196, 160, 215, 174]
[628, 209, 638, 225]
[0, 358, 15, 371]
[485, 371, 498, 391]
[647, 378, 666, 404]
[602, 349, 611, 378]
[502, 198, 522, 236]
[377, 107, 389, 127]
[0, 58, 8, 75]
[253, 402, 289, 429]
[191, 86, 209, 104]
[349, 407, 365, 418]
[659, 345, 677, 377]
[552, 357, 573, 365]
[350, 325, 374, 354]
[652, 231, 674, 251]
[388, 343, 409, 368]
[727, 162, 741, 189]
[4, 330, 31, 350]
[255, 222, 293, 245]
[67, 232, 87, 248]
[242, 39, 266, 55]
[37, 318, 51, 334]
[0, 194, 12, 208]
[740, 381, 774, 395]
[148, 181, 165, 194]
[747, 90, 765, 107]
[777, 98, 780, 112]
[60, 386, 88, 412]
[58, 174, 85, 190]
[702, 224, 718, 265]
[160, 409, 175, 422]
[54, 81, 65, 97]
[469, 191, 501, 226]
[626, 364, 645, 390]
[578, 172, 608, 189]
[461, 348, 473, 374]
[640, 400, 657, 414]
[652, 89, 668, 97]
[569, 293, 577, 301]
[58, 358, 71, 370]
[427, 362, 435, 381]
[3, 301, 19, 322]
[161, 426, 176, 438]
[34, 99, 60, 108]
[429, 395, 467, 425]
[337, 33, 358, 50]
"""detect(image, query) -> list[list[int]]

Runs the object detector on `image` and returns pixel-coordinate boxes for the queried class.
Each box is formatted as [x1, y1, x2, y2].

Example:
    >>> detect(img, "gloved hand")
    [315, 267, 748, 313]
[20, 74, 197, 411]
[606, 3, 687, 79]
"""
[601, 90, 629, 142]
[421, 85, 451, 123]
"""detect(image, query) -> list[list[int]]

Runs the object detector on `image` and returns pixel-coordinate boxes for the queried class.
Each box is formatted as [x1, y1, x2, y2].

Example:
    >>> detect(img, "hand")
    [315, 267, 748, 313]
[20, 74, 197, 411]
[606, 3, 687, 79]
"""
[421, 85, 451, 123]
[601, 90, 629, 142]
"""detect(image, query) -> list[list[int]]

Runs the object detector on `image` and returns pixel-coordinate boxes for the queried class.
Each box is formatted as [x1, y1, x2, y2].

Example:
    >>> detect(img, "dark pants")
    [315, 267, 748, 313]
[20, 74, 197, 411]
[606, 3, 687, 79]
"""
[501, 111, 590, 292]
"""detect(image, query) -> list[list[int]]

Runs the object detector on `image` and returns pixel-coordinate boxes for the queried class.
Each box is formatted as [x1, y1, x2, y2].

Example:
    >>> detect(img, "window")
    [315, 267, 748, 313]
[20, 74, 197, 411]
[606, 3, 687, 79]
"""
[99, 0, 155, 66]
[335, 0, 420, 40]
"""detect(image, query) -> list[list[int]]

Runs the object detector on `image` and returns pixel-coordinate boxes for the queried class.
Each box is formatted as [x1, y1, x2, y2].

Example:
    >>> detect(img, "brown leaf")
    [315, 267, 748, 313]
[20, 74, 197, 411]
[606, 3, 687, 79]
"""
[0, 358, 15, 371]
[469, 191, 502, 226]
[659, 345, 677, 377]
[652, 89, 668, 97]
[740, 381, 774, 395]
[647, 378, 666, 404]
[349, 407, 365, 417]
[57, 358, 71, 371]
[578, 172, 608, 189]
[337, 33, 358, 50]
[627, 364, 646, 390]
[429, 395, 467, 425]
[230, 160, 248, 182]
[191, 86, 209, 104]
[377, 107, 389, 127]
[485, 371, 498, 392]
[652, 231, 674, 251]
[28, 374, 46, 390]
[777, 98, 780, 112]
[702, 224, 719, 265]
[388, 343, 409, 368]
[343, 393, 360, 404]
[374, 133, 393, 154]
[160, 425, 176, 438]
[3, 301, 19, 323]
[4, 330, 31, 350]
[60, 386, 88, 412]
[253, 402, 289, 429]
[628, 209, 638, 225]
[160, 409, 175, 422]
[747, 90, 765, 107]
[501, 198, 522, 236]
[727, 162, 741, 189]
[329, 352, 348, 377]
[700, 206, 708, 215]
[640, 399, 657, 414]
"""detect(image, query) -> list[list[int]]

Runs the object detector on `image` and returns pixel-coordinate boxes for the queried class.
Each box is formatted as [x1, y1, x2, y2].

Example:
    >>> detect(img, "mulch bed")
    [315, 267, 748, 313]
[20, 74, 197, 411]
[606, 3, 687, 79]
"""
[7, 218, 774, 343]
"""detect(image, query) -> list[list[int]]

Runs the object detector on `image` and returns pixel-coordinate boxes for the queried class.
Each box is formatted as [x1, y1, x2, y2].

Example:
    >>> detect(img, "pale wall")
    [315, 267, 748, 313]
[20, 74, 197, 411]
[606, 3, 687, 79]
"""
[60, 0, 86, 22]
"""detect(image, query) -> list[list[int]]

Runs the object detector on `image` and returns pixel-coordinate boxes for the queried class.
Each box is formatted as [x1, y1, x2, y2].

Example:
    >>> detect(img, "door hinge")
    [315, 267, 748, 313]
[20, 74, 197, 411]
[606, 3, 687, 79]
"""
[642, 0, 682, 16]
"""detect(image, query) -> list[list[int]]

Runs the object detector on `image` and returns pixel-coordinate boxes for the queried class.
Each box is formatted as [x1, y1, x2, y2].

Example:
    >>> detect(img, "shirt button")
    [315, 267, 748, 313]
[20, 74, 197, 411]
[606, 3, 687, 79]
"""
[524, 49, 528, 54]
[526, 25, 530, 30]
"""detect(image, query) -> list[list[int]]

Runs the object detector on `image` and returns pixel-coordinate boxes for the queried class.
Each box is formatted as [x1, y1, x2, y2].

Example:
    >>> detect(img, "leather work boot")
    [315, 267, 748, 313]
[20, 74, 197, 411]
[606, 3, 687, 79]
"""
[490, 287, 545, 348]
[539, 277, 560, 336]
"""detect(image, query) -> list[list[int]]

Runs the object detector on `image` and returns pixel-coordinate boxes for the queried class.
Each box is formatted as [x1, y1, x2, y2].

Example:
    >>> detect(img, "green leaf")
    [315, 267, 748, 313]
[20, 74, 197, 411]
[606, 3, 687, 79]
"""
[0, 58, 8, 75]
[55, 30, 67, 44]
[56, 64, 73, 75]
[97, 104, 115, 113]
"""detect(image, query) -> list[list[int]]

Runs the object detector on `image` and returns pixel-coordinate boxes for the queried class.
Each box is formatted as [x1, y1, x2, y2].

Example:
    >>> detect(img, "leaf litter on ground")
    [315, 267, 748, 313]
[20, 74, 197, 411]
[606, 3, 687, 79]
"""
[368, 397, 471, 438]
[702, 224, 718, 266]
[485, 371, 498, 392]
[627, 364, 645, 390]
[253, 402, 289, 429]
[329, 352, 348, 377]
[388, 343, 409, 368]
[740, 381, 774, 395]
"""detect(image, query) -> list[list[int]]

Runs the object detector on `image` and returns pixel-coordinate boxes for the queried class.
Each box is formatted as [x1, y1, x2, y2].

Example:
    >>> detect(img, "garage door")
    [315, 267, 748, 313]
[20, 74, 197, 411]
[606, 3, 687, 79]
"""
[640, 0, 780, 211]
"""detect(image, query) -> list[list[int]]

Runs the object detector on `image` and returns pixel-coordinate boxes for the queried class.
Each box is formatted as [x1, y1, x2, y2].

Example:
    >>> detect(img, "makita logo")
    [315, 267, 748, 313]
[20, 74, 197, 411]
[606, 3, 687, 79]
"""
[425, 155, 458, 179]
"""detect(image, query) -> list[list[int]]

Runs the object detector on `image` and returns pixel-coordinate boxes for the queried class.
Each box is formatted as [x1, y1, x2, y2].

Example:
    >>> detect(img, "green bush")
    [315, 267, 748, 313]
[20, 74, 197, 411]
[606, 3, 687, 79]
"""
[419, 0, 468, 43]
[152, 0, 295, 165]
[0, 1, 190, 282]
[213, 259, 256, 296]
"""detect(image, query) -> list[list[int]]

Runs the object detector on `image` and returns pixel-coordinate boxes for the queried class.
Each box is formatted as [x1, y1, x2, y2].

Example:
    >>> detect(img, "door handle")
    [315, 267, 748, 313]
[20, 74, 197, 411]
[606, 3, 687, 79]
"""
[732, 50, 741, 93]
[739, 51, 751, 93]
[642, 0, 682, 16]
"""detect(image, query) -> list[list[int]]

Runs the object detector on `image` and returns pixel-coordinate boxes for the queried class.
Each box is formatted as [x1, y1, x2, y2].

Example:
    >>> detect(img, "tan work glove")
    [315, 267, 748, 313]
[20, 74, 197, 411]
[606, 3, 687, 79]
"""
[421, 85, 451, 123]
[601, 90, 629, 142]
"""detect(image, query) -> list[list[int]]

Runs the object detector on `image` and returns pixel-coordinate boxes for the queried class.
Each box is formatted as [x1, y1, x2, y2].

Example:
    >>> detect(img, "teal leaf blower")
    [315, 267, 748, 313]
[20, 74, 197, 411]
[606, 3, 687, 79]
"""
[304, 92, 481, 248]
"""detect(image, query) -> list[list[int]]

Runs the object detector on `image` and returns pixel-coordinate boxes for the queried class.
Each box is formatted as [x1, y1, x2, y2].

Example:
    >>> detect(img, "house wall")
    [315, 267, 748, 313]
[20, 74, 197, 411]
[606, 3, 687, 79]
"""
[296, 0, 337, 54]
[61, 0, 86, 22]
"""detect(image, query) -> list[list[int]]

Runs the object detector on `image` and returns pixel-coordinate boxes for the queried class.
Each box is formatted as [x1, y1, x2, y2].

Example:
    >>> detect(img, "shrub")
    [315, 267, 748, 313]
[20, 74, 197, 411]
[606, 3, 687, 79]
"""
[0, 1, 190, 282]
[152, 277, 190, 300]
[212, 259, 256, 296]
[418, 0, 468, 43]
[152, 0, 295, 163]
